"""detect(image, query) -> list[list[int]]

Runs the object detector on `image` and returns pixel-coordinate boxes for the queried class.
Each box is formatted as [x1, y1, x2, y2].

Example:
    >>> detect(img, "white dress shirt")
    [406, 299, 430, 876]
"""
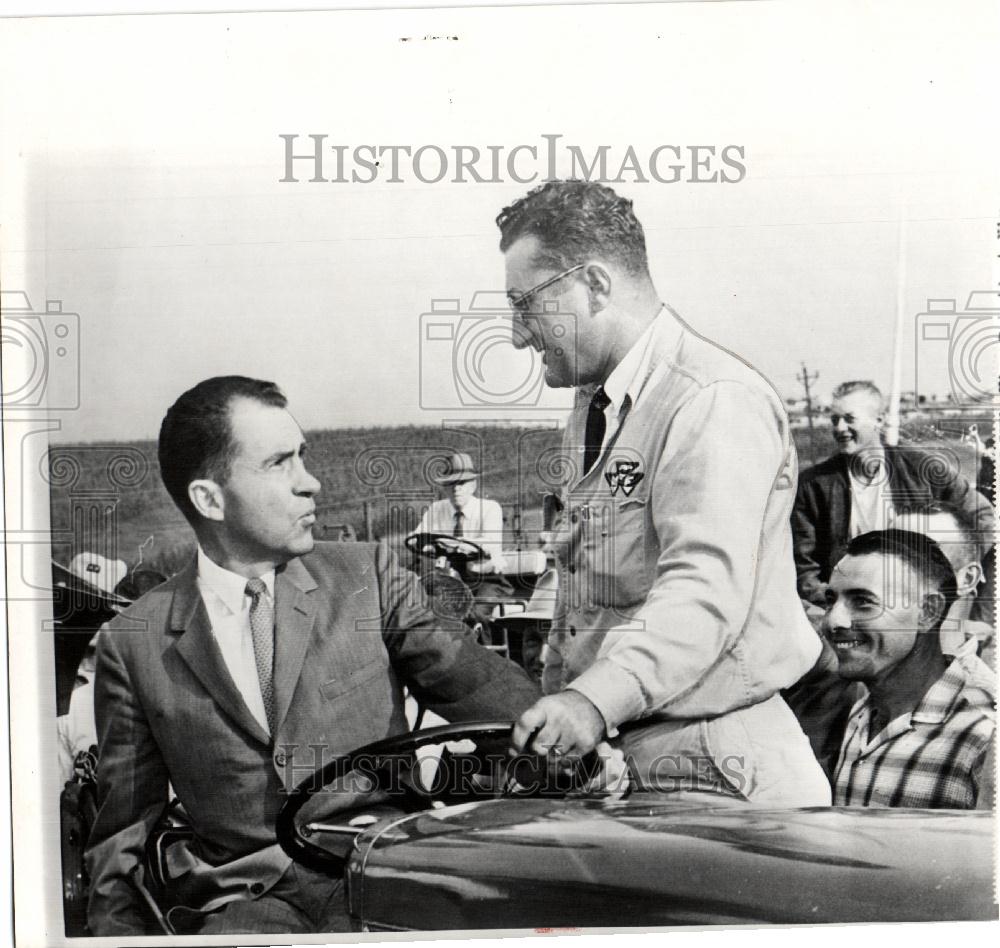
[196, 547, 275, 734]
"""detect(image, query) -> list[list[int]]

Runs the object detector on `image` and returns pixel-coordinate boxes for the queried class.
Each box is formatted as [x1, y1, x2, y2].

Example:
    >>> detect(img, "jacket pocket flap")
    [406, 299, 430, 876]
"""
[320, 657, 387, 699]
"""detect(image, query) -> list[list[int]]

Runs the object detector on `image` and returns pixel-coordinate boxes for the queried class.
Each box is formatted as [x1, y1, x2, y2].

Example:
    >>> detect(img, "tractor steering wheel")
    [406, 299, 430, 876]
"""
[275, 722, 598, 875]
[405, 532, 488, 564]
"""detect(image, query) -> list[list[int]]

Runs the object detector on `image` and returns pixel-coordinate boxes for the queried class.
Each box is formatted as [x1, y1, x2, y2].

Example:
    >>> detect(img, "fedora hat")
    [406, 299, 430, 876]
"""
[435, 452, 481, 485]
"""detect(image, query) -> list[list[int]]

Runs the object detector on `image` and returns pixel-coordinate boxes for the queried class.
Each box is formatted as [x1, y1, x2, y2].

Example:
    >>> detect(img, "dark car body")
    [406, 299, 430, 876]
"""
[345, 795, 997, 931]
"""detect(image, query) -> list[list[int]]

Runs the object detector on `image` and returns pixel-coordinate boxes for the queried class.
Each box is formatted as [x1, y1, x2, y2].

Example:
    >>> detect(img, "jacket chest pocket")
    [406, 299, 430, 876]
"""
[567, 496, 650, 611]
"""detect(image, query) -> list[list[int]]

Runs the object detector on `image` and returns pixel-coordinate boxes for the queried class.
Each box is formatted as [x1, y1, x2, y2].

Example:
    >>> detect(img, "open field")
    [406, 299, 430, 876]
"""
[48, 414, 988, 578]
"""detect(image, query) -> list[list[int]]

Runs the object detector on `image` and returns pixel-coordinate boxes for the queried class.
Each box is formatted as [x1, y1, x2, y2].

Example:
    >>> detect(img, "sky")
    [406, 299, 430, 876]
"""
[2, 0, 998, 443]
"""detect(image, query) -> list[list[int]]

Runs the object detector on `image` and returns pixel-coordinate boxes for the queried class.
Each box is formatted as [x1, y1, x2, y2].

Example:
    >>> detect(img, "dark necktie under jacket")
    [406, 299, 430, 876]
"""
[583, 386, 611, 475]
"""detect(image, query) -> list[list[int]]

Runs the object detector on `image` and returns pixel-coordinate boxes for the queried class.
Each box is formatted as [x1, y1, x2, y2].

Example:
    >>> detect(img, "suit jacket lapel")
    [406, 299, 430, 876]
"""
[272, 556, 319, 736]
[169, 558, 272, 747]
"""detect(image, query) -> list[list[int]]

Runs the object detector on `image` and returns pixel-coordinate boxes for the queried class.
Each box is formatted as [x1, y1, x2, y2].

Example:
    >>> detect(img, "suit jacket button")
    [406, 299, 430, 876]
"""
[568, 564, 576, 574]
[569, 625, 577, 636]
[250, 882, 265, 895]
[274, 751, 288, 768]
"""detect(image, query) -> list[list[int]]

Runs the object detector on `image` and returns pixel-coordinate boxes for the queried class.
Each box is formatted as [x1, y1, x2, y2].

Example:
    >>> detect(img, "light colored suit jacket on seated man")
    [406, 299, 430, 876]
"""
[85, 541, 540, 935]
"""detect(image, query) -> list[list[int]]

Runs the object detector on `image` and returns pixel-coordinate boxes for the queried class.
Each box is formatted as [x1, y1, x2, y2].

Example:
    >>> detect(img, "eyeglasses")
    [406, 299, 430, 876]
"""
[507, 263, 585, 316]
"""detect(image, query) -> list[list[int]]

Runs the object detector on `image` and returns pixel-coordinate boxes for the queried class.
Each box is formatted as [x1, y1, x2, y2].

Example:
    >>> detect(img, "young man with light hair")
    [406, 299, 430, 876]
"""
[792, 380, 992, 608]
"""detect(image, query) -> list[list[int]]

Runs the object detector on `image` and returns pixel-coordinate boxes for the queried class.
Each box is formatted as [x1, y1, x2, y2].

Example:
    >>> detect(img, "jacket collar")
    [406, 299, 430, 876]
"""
[168, 553, 319, 744]
[570, 306, 686, 490]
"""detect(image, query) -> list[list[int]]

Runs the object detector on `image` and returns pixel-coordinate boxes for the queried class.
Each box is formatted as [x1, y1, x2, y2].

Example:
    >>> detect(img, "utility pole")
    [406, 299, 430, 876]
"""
[797, 363, 819, 436]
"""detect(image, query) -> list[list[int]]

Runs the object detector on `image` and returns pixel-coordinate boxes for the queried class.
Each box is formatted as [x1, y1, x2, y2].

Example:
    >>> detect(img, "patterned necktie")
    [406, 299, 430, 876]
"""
[245, 577, 276, 735]
[583, 386, 611, 475]
[454, 509, 465, 538]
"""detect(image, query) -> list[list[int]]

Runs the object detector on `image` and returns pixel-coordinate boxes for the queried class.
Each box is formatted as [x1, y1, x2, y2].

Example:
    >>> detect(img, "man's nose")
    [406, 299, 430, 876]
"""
[510, 317, 535, 351]
[295, 461, 321, 496]
[822, 600, 850, 634]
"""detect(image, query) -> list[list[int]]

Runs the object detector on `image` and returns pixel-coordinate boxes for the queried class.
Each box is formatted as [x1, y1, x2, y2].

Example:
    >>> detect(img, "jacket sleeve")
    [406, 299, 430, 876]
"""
[792, 476, 829, 607]
[565, 381, 793, 730]
[376, 543, 540, 720]
[937, 457, 996, 539]
[84, 629, 169, 935]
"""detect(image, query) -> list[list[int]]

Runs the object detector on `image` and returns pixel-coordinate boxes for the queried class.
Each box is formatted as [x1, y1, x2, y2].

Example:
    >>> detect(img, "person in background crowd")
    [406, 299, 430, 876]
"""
[86, 376, 540, 936]
[499, 179, 828, 804]
[786, 499, 997, 781]
[893, 502, 995, 667]
[965, 425, 995, 506]
[412, 452, 506, 571]
[825, 529, 995, 808]
[409, 452, 513, 625]
[966, 426, 996, 626]
[792, 380, 992, 608]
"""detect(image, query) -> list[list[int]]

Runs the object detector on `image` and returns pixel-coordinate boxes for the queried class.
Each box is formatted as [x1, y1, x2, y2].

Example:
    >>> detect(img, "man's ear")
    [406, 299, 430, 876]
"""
[918, 590, 948, 630]
[956, 561, 984, 597]
[583, 262, 612, 314]
[189, 479, 225, 522]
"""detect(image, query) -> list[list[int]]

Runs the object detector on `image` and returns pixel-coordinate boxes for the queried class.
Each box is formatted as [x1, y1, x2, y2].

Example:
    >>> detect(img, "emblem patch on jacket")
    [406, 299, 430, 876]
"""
[605, 459, 644, 496]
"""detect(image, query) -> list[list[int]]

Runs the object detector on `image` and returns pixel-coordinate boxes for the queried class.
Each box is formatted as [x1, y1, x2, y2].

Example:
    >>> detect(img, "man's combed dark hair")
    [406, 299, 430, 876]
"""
[158, 376, 287, 524]
[496, 180, 649, 276]
[846, 528, 959, 629]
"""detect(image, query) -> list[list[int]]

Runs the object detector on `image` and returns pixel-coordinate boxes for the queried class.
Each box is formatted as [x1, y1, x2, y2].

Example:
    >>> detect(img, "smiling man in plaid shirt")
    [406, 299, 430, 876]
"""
[824, 529, 995, 809]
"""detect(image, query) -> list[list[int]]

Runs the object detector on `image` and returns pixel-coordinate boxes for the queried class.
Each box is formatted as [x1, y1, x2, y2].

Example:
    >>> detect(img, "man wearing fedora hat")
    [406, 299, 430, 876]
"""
[410, 452, 512, 628]
[412, 451, 507, 574]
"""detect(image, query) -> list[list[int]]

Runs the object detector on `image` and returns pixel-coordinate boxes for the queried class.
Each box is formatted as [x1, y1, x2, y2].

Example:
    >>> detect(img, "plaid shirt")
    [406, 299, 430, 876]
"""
[833, 638, 996, 808]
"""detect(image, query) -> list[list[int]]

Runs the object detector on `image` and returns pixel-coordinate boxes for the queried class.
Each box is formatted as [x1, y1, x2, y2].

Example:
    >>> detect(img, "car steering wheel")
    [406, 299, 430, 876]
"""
[275, 722, 598, 875]
[405, 532, 488, 564]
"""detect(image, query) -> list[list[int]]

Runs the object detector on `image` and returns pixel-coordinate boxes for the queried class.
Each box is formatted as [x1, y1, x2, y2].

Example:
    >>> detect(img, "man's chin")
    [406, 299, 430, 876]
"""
[832, 653, 872, 681]
[291, 530, 316, 555]
[543, 365, 578, 389]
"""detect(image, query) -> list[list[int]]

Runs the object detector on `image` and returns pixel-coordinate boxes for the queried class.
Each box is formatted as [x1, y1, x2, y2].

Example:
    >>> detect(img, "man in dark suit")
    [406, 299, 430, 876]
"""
[85, 376, 540, 936]
[791, 380, 992, 608]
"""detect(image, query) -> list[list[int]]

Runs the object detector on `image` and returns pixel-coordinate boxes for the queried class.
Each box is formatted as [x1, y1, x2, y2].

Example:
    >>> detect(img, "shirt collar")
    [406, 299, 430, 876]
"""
[602, 305, 679, 415]
[910, 639, 979, 725]
[197, 546, 275, 615]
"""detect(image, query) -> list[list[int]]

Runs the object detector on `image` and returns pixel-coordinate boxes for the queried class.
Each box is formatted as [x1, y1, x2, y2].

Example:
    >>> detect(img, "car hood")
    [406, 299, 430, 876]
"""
[346, 795, 996, 930]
